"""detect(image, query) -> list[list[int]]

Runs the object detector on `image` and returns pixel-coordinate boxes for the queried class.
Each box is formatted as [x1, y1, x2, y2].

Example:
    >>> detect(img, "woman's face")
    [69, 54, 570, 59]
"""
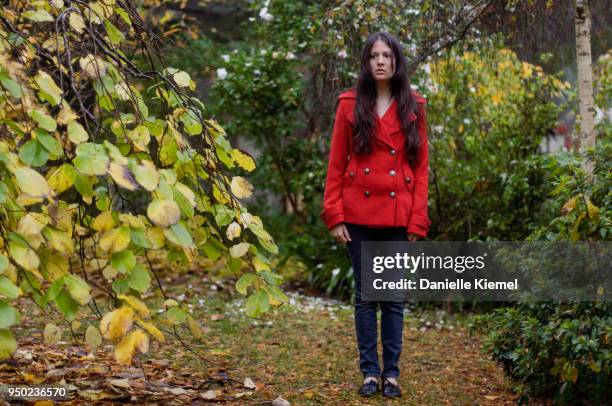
[369, 39, 395, 83]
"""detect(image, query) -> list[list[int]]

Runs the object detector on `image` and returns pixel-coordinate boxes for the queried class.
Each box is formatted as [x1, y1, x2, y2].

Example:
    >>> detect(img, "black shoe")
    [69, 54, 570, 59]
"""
[358, 378, 380, 397]
[382, 378, 401, 398]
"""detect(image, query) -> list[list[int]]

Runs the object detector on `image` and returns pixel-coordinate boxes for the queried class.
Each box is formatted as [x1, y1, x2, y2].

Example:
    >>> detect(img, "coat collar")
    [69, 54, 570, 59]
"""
[339, 89, 422, 149]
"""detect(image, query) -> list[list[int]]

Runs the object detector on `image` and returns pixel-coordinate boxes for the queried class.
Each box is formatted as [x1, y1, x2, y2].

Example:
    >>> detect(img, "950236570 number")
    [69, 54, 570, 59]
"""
[1, 385, 68, 400]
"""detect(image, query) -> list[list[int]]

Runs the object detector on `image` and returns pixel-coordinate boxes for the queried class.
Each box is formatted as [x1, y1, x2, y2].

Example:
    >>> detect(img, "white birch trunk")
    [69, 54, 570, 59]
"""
[574, 0, 596, 176]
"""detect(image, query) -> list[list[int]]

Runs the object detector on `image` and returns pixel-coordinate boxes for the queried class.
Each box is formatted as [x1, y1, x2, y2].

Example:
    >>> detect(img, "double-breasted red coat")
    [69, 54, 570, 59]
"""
[320, 88, 431, 238]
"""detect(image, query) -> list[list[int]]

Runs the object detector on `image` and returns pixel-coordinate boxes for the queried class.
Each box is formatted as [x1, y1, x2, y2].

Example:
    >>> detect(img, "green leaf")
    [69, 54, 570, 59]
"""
[132, 162, 159, 191]
[0, 182, 9, 204]
[136, 98, 149, 119]
[36, 131, 63, 156]
[24, 9, 54, 22]
[114, 6, 131, 25]
[0, 329, 17, 359]
[0, 74, 23, 98]
[111, 250, 136, 273]
[97, 93, 115, 111]
[19, 139, 49, 166]
[259, 270, 283, 286]
[266, 283, 288, 304]
[203, 237, 223, 261]
[74, 173, 96, 201]
[104, 20, 124, 45]
[163, 222, 193, 247]
[0, 256, 8, 273]
[179, 108, 202, 135]
[35, 71, 62, 106]
[127, 264, 150, 293]
[55, 289, 79, 321]
[245, 289, 270, 318]
[214, 205, 233, 227]
[112, 278, 129, 295]
[43, 276, 65, 305]
[67, 121, 89, 145]
[0, 276, 20, 300]
[130, 228, 151, 249]
[0, 301, 19, 328]
[173, 187, 194, 218]
[236, 273, 257, 296]
[74, 143, 109, 175]
[29, 109, 57, 132]
[166, 306, 189, 324]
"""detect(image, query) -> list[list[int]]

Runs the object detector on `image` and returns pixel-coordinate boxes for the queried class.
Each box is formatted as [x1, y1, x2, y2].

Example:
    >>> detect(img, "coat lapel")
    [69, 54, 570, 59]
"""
[345, 100, 418, 150]
[379, 102, 418, 149]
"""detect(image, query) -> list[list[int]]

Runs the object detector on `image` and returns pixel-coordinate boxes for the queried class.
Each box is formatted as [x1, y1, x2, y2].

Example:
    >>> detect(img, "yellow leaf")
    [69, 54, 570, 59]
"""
[521, 61, 533, 78]
[118, 213, 145, 229]
[147, 199, 181, 227]
[100, 306, 134, 340]
[64, 273, 91, 305]
[85, 325, 102, 349]
[108, 163, 138, 191]
[145, 227, 165, 249]
[133, 160, 159, 191]
[79, 54, 106, 79]
[173, 71, 191, 88]
[18, 213, 49, 236]
[39, 249, 68, 280]
[562, 196, 577, 214]
[67, 121, 89, 145]
[118, 294, 150, 318]
[163, 299, 178, 308]
[114, 329, 149, 365]
[586, 199, 599, 221]
[69, 12, 85, 34]
[102, 265, 118, 280]
[99, 226, 131, 253]
[92, 211, 115, 233]
[226, 222, 241, 241]
[230, 242, 250, 258]
[57, 102, 78, 125]
[9, 242, 39, 271]
[42, 227, 74, 254]
[43, 323, 61, 345]
[231, 149, 256, 172]
[187, 316, 203, 339]
[230, 176, 253, 199]
[137, 318, 165, 342]
[47, 164, 77, 193]
[175, 182, 196, 208]
[128, 126, 150, 152]
[16, 194, 44, 207]
[14, 167, 53, 198]
[253, 256, 270, 272]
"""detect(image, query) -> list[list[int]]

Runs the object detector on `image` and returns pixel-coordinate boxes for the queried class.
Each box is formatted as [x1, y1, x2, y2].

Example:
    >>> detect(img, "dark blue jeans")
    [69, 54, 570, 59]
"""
[345, 223, 407, 381]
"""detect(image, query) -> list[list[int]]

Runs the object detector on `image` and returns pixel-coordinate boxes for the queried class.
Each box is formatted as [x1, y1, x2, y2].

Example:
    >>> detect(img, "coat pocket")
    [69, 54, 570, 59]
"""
[402, 164, 415, 193]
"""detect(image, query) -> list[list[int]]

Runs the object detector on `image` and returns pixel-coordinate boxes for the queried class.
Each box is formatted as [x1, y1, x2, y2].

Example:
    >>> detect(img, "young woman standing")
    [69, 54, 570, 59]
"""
[320, 31, 431, 398]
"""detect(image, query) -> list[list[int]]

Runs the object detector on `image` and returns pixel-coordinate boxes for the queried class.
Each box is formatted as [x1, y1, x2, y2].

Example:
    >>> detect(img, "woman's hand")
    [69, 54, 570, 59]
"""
[330, 223, 352, 244]
[407, 233, 422, 241]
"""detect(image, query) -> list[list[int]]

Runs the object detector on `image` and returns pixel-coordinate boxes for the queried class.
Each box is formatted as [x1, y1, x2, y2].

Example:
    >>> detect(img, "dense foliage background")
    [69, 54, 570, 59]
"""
[0, 0, 609, 403]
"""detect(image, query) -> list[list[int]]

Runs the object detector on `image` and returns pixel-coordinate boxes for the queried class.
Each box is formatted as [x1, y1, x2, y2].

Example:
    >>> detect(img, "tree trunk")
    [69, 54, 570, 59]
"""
[574, 0, 596, 176]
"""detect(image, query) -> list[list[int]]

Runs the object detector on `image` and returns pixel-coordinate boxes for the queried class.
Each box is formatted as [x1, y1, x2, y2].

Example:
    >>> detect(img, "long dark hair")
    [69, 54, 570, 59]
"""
[353, 31, 421, 164]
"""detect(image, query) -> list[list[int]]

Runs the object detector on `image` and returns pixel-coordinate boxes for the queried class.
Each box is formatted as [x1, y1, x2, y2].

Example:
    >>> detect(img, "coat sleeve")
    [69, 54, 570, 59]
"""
[320, 99, 351, 230]
[407, 102, 432, 238]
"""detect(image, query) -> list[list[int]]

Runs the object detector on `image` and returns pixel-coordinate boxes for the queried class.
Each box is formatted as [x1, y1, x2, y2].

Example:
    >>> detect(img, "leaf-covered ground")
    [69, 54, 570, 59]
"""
[2, 270, 553, 405]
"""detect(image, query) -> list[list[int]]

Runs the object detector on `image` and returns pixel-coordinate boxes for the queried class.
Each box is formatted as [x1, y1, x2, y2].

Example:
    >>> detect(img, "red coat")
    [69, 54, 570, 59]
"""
[320, 88, 431, 237]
